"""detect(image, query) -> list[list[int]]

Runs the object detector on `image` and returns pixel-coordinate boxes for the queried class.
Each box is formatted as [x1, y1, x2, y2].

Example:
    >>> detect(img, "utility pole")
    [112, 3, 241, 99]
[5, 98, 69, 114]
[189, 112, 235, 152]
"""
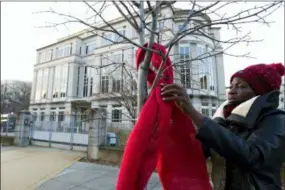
[1, 80, 7, 114]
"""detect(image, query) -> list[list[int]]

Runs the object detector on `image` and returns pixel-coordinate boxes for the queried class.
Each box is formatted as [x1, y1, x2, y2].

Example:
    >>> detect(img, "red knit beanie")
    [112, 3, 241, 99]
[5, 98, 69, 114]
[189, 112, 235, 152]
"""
[230, 63, 285, 95]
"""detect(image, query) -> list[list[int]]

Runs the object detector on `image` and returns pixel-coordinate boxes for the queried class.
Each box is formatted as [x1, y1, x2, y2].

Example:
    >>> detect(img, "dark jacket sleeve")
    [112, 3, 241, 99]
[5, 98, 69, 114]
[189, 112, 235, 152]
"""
[200, 117, 228, 158]
[201, 143, 211, 158]
[196, 114, 285, 169]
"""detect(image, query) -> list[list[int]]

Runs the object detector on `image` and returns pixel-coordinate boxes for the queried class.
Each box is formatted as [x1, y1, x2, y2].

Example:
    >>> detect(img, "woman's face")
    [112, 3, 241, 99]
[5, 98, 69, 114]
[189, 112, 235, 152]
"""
[227, 77, 256, 104]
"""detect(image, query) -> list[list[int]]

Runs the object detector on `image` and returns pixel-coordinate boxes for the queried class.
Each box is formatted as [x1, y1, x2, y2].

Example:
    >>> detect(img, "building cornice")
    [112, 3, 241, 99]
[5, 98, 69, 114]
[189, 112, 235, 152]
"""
[37, 6, 213, 51]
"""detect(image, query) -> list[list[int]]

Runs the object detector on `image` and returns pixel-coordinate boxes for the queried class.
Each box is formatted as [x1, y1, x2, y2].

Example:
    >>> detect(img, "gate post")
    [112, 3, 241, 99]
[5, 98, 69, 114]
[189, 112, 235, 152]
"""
[87, 108, 105, 161]
[14, 110, 32, 147]
[29, 113, 36, 145]
[70, 112, 75, 150]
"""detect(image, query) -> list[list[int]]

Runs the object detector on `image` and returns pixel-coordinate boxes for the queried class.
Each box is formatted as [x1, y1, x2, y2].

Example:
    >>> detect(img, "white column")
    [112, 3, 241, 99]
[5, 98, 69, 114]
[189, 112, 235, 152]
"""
[30, 71, 37, 103]
[215, 53, 226, 104]
[47, 67, 55, 101]
[67, 62, 77, 98]
[77, 66, 85, 98]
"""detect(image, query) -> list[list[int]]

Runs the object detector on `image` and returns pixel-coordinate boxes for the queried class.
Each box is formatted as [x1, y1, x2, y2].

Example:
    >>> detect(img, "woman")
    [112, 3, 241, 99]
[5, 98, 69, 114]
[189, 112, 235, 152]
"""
[161, 63, 285, 190]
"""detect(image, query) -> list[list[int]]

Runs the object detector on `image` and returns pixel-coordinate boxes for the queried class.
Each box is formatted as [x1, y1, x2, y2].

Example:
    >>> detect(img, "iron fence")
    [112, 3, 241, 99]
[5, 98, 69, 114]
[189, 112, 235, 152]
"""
[102, 118, 134, 147]
[0, 112, 135, 149]
[1, 112, 135, 149]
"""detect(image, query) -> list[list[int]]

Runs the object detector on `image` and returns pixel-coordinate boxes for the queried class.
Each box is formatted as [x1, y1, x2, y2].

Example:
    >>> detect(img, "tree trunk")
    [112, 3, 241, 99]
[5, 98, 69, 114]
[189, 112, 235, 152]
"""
[137, 1, 147, 114]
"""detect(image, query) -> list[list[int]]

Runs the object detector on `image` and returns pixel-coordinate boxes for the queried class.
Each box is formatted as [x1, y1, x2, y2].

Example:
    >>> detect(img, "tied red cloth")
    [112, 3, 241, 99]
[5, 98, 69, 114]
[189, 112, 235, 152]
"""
[116, 43, 212, 190]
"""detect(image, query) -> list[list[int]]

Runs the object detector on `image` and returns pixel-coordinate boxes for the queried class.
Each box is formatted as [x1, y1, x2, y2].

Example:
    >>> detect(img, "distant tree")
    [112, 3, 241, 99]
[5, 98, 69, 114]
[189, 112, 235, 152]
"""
[1, 80, 32, 114]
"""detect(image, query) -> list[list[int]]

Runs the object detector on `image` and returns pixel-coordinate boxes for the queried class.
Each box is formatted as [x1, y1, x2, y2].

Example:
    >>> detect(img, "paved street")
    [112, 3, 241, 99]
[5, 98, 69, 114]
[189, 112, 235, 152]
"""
[1, 146, 84, 190]
[37, 162, 163, 190]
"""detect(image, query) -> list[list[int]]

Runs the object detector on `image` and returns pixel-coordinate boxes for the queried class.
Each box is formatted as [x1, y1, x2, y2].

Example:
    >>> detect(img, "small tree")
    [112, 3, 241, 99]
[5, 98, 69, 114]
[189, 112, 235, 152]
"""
[36, 1, 283, 116]
[92, 57, 138, 122]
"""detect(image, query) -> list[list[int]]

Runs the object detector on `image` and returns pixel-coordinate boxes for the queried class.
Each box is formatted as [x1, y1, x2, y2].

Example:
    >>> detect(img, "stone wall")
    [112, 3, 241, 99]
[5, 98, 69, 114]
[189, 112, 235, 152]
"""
[98, 147, 124, 165]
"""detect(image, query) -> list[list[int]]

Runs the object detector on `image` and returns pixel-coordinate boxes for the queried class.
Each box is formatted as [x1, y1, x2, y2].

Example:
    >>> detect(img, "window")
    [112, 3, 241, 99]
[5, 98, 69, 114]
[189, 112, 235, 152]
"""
[179, 45, 191, 88]
[207, 51, 216, 92]
[90, 78, 93, 96]
[200, 75, 208, 89]
[85, 41, 96, 54]
[114, 27, 126, 42]
[201, 108, 209, 116]
[38, 50, 53, 64]
[32, 112, 37, 121]
[83, 67, 88, 97]
[58, 111, 64, 122]
[39, 53, 45, 63]
[179, 46, 190, 63]
[53, 66, 60, 98]
[181, 68, 191, 88]
[212, 103, 216, 107]
[103, 33, 112, 45]
[201, 101, 209, 106]
[76, 67, 80, 97]
[212, 109, 216, 116]
[82, 66, 94, 97]
[101, 76, 109, 93]
[50, 111, 56, 121]
[111, 53, 122, 64]
[40, 112, 45, 121]
[41, 69, 49, 99]
[53, 65, 68, 98]
[112, 79, 121, 92]
[45, 50, 53, 62]
[112, 106, 122, 122]
[55, 44, 72, 59]
[61, 65, 68, 98]
[197, 45, 215, 92]
[178, 24, 187, 32]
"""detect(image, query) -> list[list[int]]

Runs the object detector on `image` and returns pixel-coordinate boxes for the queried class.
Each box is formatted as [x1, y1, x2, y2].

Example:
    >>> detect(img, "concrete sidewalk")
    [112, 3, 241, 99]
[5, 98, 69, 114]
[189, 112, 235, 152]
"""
[37, 162, 163, 190]
[1, 146, 84, 190]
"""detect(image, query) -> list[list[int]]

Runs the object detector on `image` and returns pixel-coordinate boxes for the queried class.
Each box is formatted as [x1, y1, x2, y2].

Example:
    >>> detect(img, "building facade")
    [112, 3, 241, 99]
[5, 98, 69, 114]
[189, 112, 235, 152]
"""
[29, 7, 226, 130]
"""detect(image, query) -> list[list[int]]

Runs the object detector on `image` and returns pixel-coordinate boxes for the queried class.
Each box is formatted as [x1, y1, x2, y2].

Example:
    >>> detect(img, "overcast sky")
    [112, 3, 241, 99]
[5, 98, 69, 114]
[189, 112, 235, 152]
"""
[1, 2, 284, 86]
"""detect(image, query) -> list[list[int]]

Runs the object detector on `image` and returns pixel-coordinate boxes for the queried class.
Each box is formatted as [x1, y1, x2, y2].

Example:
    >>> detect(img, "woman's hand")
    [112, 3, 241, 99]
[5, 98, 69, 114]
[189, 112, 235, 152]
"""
[160, 83, 193, 114]
[161, 83, 204, 128]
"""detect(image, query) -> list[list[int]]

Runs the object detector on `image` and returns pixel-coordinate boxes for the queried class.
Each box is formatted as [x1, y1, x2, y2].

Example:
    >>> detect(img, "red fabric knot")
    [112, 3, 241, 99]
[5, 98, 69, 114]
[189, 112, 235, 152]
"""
[116, 43, 212, 190]
[135, 43, 174, 86]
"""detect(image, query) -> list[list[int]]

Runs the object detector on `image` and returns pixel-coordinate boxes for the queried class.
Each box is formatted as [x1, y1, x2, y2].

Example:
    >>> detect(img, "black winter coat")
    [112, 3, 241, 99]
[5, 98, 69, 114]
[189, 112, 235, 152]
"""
[197, 91, 285, 190]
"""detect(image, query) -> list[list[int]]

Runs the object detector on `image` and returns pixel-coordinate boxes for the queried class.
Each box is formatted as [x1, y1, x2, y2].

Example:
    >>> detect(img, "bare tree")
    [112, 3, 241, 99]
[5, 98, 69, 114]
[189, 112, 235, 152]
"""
[36, 1, 283, 116]
[1, 80, 32, 113]
[93, 59, 138, 122]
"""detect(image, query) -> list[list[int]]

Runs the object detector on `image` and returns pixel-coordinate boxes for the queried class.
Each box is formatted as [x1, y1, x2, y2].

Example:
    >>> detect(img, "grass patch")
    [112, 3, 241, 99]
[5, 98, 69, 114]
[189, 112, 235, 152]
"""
[1, 136, 14, 146]
[79, 157, 119, 167]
